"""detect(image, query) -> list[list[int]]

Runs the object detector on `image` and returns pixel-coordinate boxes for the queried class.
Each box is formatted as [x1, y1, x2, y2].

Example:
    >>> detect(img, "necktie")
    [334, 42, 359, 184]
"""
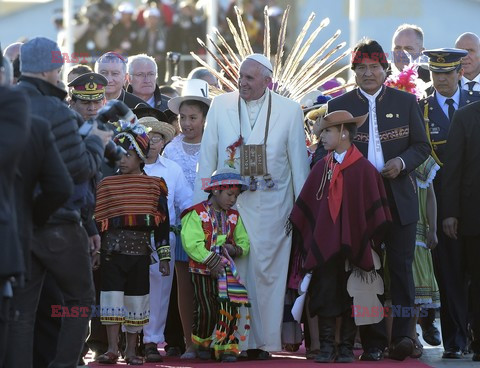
[446, 98, 455, 121]
[467, 81, 476, 91]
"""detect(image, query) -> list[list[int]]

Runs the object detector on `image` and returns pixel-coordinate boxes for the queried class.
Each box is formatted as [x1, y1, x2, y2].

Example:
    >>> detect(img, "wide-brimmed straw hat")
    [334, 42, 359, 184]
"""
[203, 168, 248, 193]
[317, 110, 368, 131]
[168, 78, 211, 114]
[139, 116, 176, 143]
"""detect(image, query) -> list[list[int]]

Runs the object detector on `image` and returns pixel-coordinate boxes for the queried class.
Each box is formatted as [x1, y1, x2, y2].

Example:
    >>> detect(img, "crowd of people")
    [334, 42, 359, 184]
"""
[0, 7, 480, 368]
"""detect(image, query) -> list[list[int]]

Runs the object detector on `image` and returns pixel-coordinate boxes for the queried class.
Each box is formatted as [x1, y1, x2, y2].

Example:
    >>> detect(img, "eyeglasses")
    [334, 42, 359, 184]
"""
[132, 72, 157, 80]
[149, 136, 164, 143]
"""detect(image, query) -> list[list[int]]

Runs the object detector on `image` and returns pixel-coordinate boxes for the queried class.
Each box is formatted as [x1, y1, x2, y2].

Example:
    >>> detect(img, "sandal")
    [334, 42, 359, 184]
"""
[96, 351, 119, 364]
[144, 343, 162, 362]
[125, 355, 144, 365]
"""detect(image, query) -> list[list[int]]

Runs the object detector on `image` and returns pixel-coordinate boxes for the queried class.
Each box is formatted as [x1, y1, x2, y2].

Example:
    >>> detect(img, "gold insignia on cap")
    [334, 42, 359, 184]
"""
[85, 82, 97, 91]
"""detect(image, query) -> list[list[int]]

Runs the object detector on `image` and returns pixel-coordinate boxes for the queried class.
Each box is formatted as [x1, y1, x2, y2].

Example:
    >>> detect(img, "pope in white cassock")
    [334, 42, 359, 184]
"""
[193, 54, 310, 355]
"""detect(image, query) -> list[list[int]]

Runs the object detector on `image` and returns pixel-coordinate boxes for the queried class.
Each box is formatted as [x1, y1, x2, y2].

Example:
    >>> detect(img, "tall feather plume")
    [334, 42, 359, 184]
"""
[227, 17, 247, 60]
[263, 6, 270, 57]
[275, 12, 315, 86]
[273, 5, 290, 80]
[189, 52, 237, 91]
[214, 28, 241, 68]
[192, 5, 350, 103]
[287, 41, 347, 96]
[205, 35, 239, 81]
[277, 17, 330, 95]
[234, 6, 254, 56]
[287, 29, 341, 88]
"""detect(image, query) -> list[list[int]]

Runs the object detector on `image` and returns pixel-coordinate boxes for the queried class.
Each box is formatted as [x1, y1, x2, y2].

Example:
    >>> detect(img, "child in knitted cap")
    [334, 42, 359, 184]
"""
[94, 124, 171, 365]
[180, 168, 250, 362]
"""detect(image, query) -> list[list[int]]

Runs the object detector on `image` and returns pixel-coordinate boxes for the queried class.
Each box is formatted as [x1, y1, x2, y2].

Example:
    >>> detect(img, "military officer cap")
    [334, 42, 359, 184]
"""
[422, 48, 467, 73]
[68, 72, 108, 101]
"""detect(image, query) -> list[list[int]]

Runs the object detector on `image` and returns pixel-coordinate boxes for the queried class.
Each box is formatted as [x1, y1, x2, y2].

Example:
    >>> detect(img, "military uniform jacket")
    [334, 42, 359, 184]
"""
[327, 86, 430, 225]
[419, 89, 479, 172]
[442, 101, 480, 236]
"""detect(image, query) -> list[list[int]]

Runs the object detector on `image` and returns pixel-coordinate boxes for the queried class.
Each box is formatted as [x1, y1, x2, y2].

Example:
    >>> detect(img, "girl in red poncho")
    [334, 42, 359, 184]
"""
[289, 110, 391, 363]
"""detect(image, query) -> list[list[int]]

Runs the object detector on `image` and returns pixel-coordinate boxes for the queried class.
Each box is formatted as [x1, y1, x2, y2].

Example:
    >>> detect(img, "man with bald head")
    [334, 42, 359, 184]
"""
[391, 24, 431, 84]
[455, 32, 480, 93]
[193, 54, 309, 359]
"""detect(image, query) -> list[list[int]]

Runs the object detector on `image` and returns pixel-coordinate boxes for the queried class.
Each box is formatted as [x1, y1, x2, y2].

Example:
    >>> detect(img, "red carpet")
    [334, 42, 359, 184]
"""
[86, 349, 434, 367]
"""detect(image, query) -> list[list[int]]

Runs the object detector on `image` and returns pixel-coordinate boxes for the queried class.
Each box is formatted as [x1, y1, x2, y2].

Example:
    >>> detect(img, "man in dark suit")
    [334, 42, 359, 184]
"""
[419, 48, 480, 359]
[321, 38, 430, 361]
[442, 100, 480, 362]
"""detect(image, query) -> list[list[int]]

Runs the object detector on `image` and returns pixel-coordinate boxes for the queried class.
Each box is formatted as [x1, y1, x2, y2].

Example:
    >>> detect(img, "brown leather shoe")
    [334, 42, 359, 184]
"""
[389, 337, 414, 361]
[96, 351, 119, 364]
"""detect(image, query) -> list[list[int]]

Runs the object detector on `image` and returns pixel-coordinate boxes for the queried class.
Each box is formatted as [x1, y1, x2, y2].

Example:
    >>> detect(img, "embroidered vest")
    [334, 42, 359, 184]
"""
[186, 201, 239, 274]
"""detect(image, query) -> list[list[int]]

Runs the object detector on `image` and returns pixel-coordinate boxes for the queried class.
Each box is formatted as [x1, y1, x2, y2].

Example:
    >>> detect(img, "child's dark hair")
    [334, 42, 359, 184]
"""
[179, 100, 209, 117]
[207, 184, 243, 199]
[335, 123, 358, 143]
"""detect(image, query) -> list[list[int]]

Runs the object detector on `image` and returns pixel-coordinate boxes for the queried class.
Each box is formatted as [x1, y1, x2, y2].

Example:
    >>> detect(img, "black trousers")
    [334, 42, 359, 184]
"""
[432, 179, 469, 351]
[462, 235, 480, 353]
[164, 269, 186, 352]
[360, 217, 416, 350]
[5, 223, 94, 368]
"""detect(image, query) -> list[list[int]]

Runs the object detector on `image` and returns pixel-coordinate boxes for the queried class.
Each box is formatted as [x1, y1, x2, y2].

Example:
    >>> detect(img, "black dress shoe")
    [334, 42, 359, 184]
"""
[336, 346, 355, 363]
[422, 324, 441, 346]
[442, 349, 463, 359]
[473, 352, 480, 361]
[246, 349, 270, 360]
[389, 337, 414, 361]
[359, 348, 384, 361]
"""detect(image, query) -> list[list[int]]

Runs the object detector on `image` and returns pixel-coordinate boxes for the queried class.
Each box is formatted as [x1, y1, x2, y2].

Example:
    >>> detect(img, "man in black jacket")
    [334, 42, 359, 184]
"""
[126, 54, 170, 111]
[6, 37, 112, 368]
[321, 39, 430, 361]
[442, 100, 480, 362]
[0, 84, 30, 366]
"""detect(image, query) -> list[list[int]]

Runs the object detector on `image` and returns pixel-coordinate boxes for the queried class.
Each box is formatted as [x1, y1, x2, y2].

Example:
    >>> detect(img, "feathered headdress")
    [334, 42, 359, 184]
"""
[185, 5, 350, 102]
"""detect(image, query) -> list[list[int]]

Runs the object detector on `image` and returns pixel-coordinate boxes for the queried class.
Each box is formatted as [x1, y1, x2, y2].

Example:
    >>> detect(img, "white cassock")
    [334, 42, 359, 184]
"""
[193, 89, 309, 351]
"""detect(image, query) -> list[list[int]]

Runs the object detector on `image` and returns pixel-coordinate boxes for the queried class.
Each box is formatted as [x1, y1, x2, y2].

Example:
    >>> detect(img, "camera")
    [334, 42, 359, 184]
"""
[78, 100, 138, 167]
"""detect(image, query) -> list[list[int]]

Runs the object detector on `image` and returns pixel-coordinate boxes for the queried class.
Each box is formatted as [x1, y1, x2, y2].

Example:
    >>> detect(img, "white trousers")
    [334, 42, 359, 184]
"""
[143, 233, 175, 344]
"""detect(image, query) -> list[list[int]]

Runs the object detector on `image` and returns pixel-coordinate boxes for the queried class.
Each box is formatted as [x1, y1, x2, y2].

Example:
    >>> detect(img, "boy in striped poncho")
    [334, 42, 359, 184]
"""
[94, 123, 171, 365]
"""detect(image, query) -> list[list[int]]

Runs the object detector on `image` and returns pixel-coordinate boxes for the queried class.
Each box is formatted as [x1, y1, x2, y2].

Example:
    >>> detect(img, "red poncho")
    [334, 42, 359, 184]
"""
[289, 145, 391, 287]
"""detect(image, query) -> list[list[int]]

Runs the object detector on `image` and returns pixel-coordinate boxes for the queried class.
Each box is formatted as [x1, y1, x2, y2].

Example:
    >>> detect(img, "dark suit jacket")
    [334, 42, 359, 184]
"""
[327, 86, 430, 225]
[442, 101, 480, 236]
[126, 84, 170, 112]
[117, 89, 146, 109]
[15, 115, 73, 278]
[0, 86, 30, 278]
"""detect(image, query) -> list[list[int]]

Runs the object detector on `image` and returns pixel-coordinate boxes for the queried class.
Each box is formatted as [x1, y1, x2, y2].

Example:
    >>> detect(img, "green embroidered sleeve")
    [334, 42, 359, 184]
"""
[233, 216, 250, 256]
[181, 210, 214, 264]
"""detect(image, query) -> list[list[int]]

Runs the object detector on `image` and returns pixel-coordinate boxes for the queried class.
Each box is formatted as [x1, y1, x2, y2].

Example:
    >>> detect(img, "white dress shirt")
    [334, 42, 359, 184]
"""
[144, 155, 193, 227]
[436, 87, 460, 120]
[245, 90, 268, 128]
[360, 87, 385, 172]
[460, 74, 480, 92]
[334, 150, 347, 164]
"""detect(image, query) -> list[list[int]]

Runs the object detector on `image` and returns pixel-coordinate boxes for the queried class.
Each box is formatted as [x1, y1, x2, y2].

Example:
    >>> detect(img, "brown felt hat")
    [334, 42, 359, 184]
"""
[317, 110, 368, 131]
